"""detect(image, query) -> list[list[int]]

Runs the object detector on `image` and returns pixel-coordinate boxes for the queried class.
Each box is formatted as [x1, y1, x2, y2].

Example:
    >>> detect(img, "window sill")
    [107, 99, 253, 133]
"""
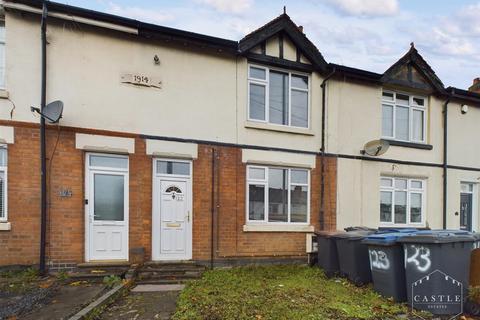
[379, 223, 425, 229]
[384, 139, 433, 150]
[243, 224, 314, 232]
[0, 222, 11, 231]
[245, 121, 314, 136]
[0, 90, 9, 99]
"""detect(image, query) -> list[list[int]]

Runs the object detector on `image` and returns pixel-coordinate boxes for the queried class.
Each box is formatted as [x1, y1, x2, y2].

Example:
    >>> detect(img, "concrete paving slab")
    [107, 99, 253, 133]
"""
[100, 291, 180, 320]
[132, 284, 185, 292]
[20, 283, 104, 320]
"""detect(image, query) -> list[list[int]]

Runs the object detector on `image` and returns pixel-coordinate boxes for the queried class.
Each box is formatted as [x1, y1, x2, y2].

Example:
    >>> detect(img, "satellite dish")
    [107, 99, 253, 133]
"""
[31, 100, 64, 123]
[362, 139, 389, 156]
[43, 101, 63, 123]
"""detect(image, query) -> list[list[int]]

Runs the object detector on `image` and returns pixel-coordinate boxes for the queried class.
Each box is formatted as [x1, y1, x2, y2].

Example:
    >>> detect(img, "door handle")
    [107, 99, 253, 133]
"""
[186, 211, 190, 222]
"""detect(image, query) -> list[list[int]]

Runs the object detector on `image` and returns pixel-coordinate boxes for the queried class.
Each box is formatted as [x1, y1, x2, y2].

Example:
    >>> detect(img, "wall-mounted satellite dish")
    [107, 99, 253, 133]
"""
[31, 100, 64, 123]
[361, 139, 389, 156]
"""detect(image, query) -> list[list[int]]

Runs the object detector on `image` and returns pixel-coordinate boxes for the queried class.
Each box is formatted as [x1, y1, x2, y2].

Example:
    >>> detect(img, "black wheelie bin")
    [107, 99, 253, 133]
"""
[333, 230, 376, 286]
[315, 231, 344, 277]
[363, 232, 417, 302]
[398, 231, 478, 316]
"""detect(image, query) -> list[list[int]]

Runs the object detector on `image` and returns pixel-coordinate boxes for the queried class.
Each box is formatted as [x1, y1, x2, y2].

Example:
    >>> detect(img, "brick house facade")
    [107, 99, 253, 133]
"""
[1, 0, 480, 270]
[0, 121, 337, 268]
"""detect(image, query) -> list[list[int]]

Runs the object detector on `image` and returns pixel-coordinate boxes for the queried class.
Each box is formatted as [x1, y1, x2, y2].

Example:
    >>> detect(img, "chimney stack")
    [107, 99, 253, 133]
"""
[298, 26, 304, 34]
[469, 78, 480, 93]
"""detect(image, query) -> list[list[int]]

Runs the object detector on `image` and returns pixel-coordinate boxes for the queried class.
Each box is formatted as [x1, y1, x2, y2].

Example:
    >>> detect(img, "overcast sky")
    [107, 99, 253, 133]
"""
[61, 0, 480, 89]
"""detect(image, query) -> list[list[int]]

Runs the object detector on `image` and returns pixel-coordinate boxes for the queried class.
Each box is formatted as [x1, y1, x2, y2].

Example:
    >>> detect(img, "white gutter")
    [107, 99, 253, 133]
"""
[2, 1, 138, 35]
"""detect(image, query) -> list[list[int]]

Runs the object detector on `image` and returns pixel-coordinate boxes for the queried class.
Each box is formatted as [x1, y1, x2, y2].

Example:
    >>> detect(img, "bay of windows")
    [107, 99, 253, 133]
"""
[247, 166, 309, 224]
[248, 65, 309, 128]
[380, 177, 424, 226]
[382, 91, 426, 143]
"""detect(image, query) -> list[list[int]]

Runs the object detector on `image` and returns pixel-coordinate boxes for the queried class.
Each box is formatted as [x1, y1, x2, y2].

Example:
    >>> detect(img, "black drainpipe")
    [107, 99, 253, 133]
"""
[39, 1, 48, 275]
[319, 68, 336, 230]
[442, 94, 450, 230]
[210, 148, 216, 269]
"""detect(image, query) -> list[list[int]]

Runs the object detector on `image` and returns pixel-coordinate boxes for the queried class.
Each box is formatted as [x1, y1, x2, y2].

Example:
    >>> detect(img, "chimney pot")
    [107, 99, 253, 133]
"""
[469, 78, 480, 93]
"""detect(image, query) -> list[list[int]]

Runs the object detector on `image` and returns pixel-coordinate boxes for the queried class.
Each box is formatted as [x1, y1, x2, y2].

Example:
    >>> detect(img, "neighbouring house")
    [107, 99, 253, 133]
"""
[0, 0, 479, 270]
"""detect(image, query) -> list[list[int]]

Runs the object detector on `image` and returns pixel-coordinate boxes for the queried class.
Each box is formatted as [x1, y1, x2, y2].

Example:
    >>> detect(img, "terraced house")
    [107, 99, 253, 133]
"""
[1, 0, 480, 271]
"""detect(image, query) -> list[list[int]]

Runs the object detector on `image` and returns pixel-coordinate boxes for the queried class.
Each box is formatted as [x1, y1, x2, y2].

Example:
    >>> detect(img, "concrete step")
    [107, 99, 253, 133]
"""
[140, 265, 205, 272]
[67, 272, 123, 283]
[77, 261, 130, 268]
[139, 269, 205, 276]
[138, 272, 201, 281]
[144, 260, 196, 266]
[68, 262, 130, 282]
[136, 278, 194, 285]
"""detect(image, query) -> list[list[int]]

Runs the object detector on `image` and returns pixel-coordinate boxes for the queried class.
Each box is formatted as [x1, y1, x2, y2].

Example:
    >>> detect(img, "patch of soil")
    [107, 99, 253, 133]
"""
[0, 284, 57, 319]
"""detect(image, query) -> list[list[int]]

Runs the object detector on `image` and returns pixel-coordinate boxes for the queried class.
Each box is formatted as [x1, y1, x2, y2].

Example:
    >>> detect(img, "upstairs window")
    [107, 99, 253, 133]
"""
[248, 65, 309, 128]
[382, 91, 426, 143]
[0, 21, 5, 89]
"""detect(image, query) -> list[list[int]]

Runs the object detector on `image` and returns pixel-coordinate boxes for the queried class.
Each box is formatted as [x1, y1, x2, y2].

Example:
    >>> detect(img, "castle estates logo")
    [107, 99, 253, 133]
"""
[411, 269, 463, 319]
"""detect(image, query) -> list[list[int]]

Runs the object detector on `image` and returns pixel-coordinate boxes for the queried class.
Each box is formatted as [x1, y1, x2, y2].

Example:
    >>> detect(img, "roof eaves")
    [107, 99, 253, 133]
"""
[5, 0, 239, 52]
[446, 86, 480, 105]
[382, 45, 445, 93]
[329, 63, 382, 83]
[238, 13, 328, 73]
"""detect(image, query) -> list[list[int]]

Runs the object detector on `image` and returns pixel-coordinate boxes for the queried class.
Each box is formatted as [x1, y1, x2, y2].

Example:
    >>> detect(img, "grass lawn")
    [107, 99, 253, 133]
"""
[173, 265, 413, 320]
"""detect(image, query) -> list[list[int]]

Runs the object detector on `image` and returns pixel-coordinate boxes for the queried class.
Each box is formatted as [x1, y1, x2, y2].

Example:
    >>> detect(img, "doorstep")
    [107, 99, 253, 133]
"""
[77, 261, 131, 268]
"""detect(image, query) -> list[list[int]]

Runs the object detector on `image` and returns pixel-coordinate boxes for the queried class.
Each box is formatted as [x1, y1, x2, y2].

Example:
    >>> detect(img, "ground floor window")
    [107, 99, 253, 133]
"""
[247, 165, 309, 223]
[380, 176, 425, 226]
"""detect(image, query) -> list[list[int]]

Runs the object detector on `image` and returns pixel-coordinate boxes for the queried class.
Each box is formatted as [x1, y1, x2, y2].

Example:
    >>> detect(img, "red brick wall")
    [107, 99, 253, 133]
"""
[191, 145, 337, 261]
[0, 123, 337, 267]
[0, 126, 41, 266]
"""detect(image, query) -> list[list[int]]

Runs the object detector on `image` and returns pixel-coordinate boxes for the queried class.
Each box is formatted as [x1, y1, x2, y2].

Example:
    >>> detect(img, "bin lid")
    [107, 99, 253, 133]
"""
[378, 227, 418, 233]
[362, 232, 416, 246]
[397, 232, 476, 244]
[332, 230, 375, 240]
[315, 231, 345, 238]
[416, 229, 470, 235]
[344, 226, 377, 232]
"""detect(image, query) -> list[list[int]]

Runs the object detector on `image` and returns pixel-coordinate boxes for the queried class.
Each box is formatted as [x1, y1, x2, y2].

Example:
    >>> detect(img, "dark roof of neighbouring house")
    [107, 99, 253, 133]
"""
[4, 0, 480, 104]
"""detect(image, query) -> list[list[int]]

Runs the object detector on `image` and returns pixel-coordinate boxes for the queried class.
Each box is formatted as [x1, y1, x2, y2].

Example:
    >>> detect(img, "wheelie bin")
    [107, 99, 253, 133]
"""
[363, 232, 417, 302]
[315, 231, 344, 277]
[333, 230, 376, 286]
[398, 232, 478, 316]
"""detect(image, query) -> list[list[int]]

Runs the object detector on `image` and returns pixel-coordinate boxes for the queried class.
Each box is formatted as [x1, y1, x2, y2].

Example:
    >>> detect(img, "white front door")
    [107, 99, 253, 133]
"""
[152, 159, 192, 261]
[85, 154, 129, 261]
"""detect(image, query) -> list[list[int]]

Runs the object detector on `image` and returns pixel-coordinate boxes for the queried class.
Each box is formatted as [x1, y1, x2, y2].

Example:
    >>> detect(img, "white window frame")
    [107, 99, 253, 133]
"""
[460, 181, 478, 232]
[247, 64, 311, 129]
[246, 165, 310, 225]
[0, 145, 7, 222]
[381, 90, 427, 143]
[154, 158, 192, 178]
[380, 177, 426, 227]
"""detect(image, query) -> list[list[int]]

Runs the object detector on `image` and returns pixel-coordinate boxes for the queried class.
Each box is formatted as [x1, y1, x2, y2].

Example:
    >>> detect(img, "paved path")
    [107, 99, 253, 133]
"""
[20, 282, 104, 320]
[100, 284, 184, 320]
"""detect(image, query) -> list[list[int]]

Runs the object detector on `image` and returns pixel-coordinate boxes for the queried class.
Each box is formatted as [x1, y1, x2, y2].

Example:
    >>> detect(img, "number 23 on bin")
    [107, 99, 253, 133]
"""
[405, 245, 431, 272]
